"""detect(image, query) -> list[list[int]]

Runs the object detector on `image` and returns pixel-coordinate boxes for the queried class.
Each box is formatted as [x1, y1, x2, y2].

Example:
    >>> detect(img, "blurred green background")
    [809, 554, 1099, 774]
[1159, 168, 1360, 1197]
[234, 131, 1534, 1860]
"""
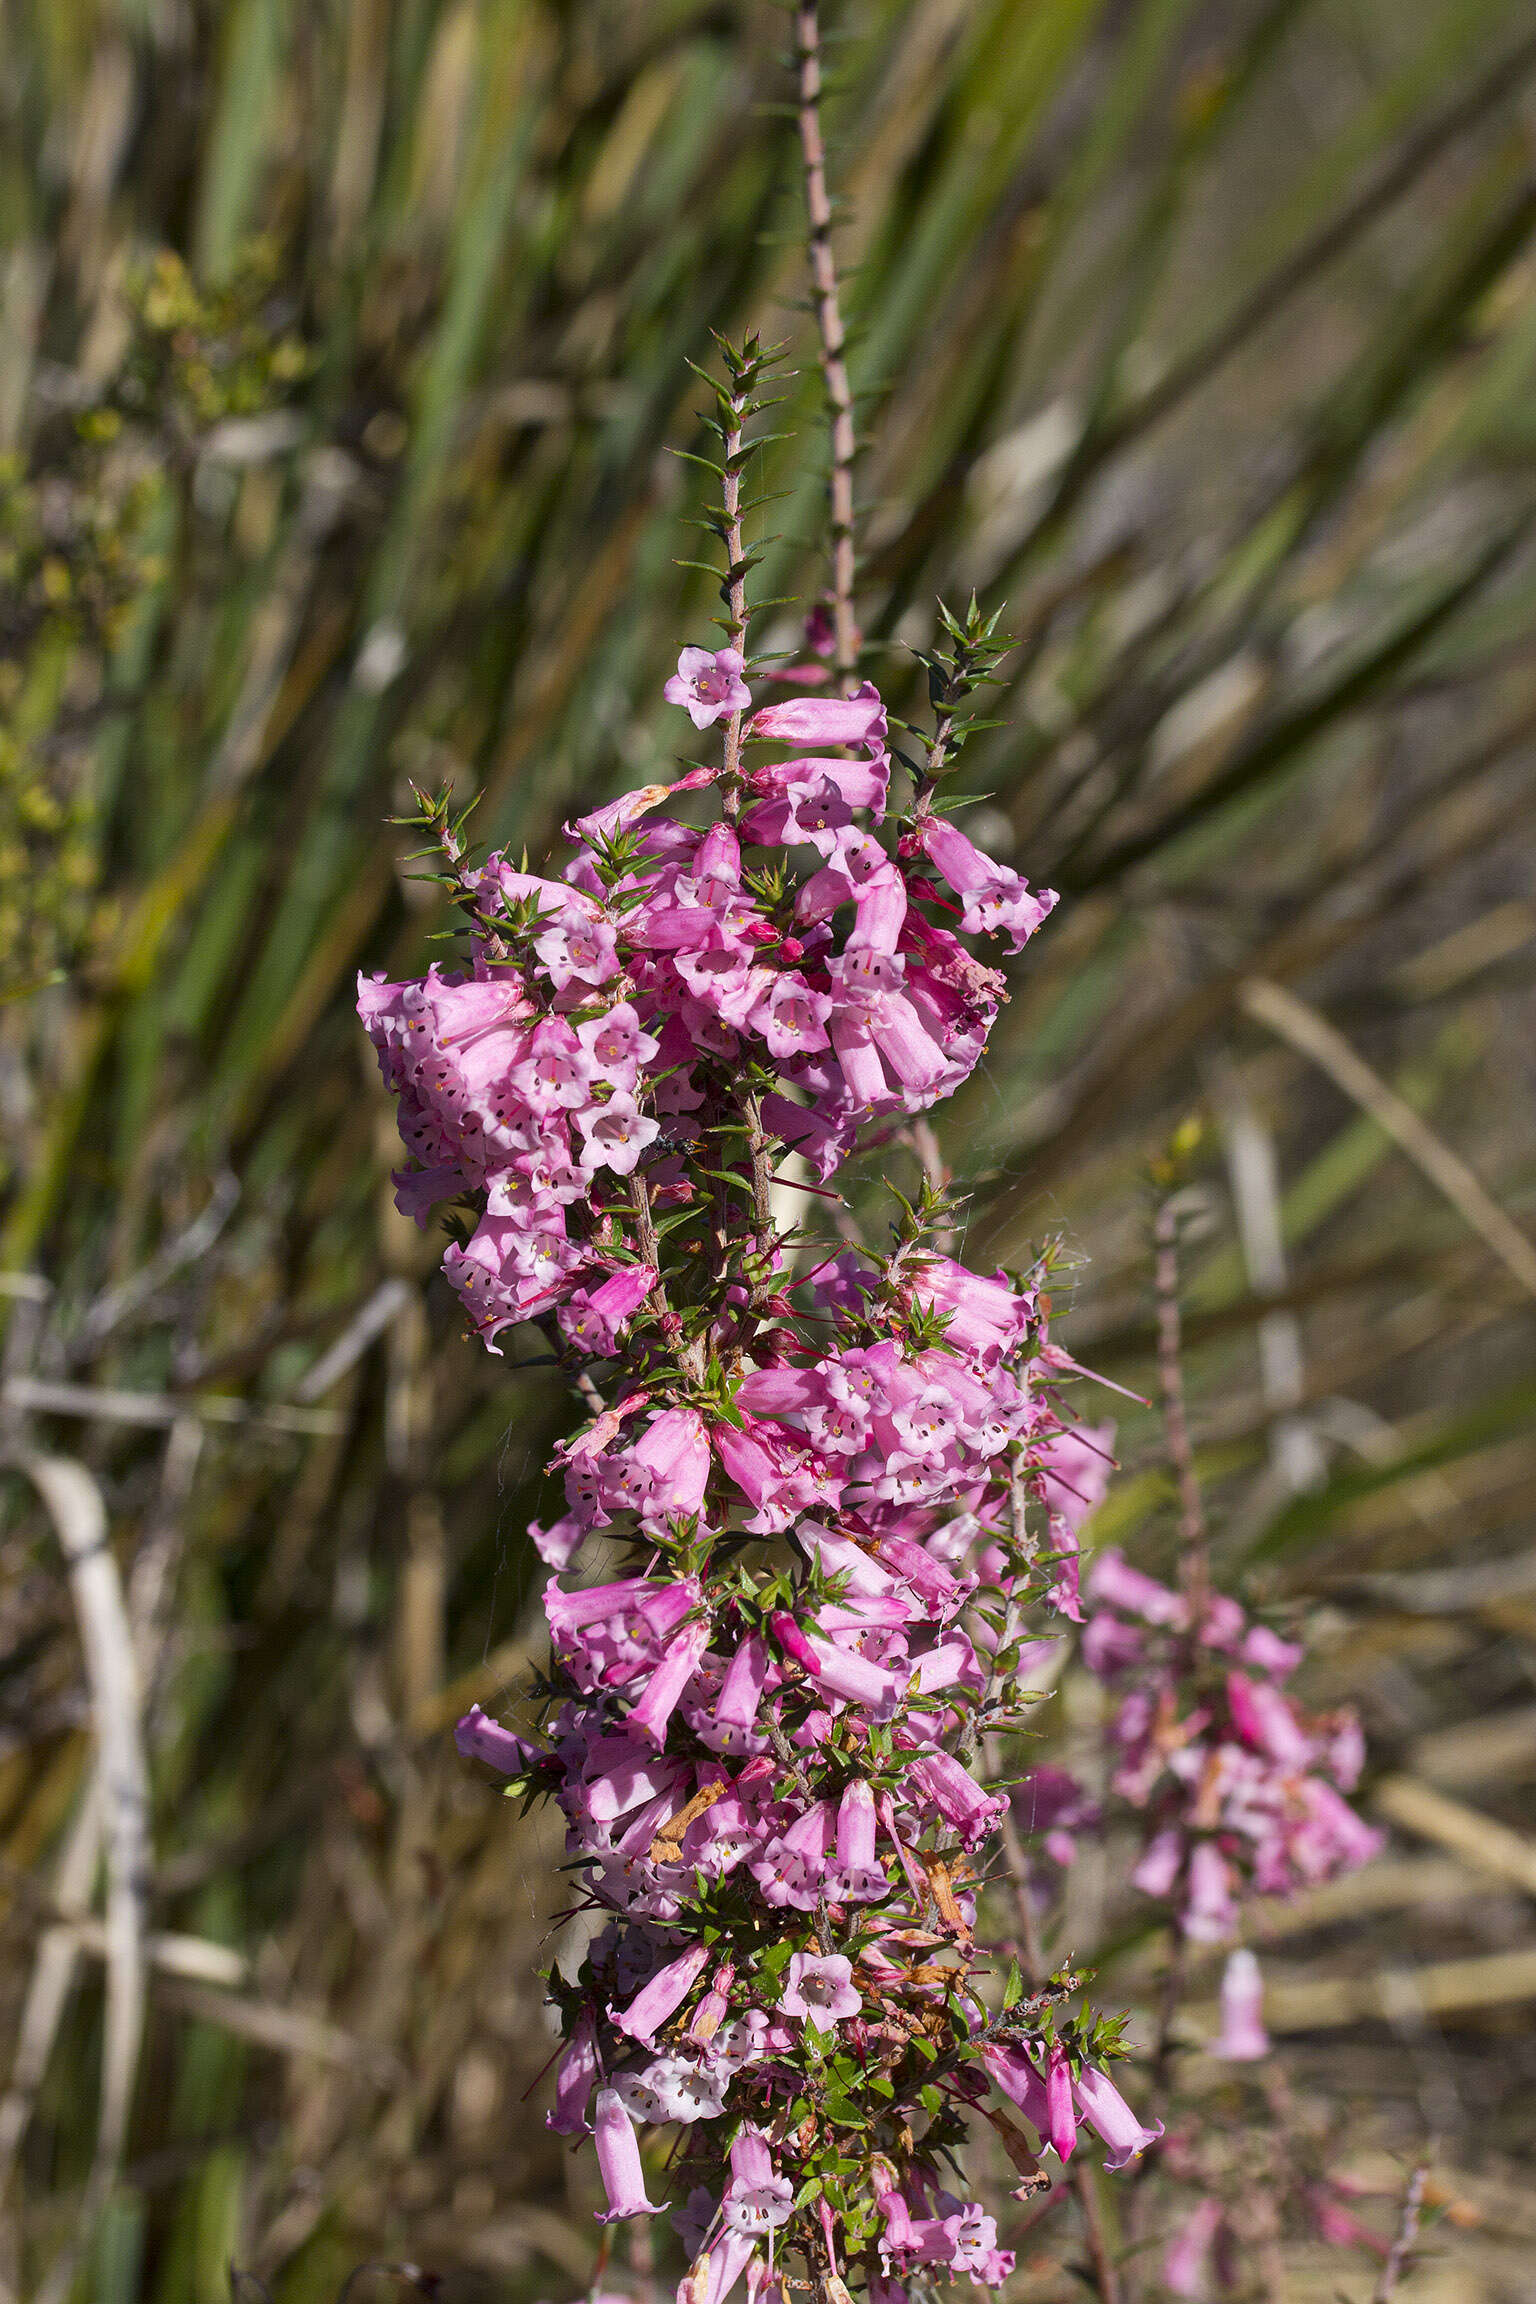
[3, 0, 1536, 2296]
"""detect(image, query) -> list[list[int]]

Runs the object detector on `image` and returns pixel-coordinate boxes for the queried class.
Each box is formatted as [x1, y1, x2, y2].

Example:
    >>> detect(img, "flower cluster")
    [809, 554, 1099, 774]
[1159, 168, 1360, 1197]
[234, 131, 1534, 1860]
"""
[364, 631, 1159, 2304]
[1081, 1550, 1380, 1941]
[359, 676, 1054, 1361]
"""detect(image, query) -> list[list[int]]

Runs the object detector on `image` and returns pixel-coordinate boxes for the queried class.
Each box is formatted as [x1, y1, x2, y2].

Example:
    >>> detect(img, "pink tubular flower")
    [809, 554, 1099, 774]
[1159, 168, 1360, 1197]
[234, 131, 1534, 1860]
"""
[831, 1778, 885, 1902]
[592, 2086, 664, 2221]
[1044, 2040, 1077, 2162]
[1163, 2198, 1224, 2299]
[698, 1634, 772, 1755]
[872, 2162, 919, 2257]
[454, 1704, 537, 1774]
[1211, 1948, 1269, 2061]
[980, 2043, 1051, 2137]
[548, 2007, 601, 2135]
[627, 1620, 711, 1745]
[905, 1748, 1007, 1849]
[614, 1942, 712, 2045]
[907, 812, 1057, 953]
[679, 2231, 758, 2304]
[665, 646, 753, 729]
[747, 683, 887, 754]
[779, 1952, 861, 2026]
[558, 1264, 657, 1355]
[1071, 2066, 1164, 2172]
[1184, 1842, 1240, 1943]
[723, 2126, 794, 2236]
[578, 1096, 660, 1177]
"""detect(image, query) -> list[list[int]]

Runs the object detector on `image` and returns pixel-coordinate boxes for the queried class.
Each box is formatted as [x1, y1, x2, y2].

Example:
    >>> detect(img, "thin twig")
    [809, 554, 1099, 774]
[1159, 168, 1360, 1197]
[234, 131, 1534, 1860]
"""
[155, 1980, 404, 2083]
[4, 1450, 148, 2302]
[1209, 1059, 1325, 1498]
[68, 1171, 239, 1364]
[1073, 2166, 1124, 2304]
[795, 0, 859, 688]
[1240, 977, 1536, 1300]
[1152, 1191, 1208, 1617]
[0, 1780, 100, 2189]
[1373, 2161, 1429, 2302]
[1, 1373, 344, 1435]
[127, 1412, 204, 1680]
[295, 1277, 412, 1400]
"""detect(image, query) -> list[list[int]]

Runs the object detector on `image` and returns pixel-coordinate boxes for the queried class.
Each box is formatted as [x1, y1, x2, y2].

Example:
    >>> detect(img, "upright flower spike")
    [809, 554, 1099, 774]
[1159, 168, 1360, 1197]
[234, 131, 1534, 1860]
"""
[364, 615, 1149, 2282]
[362, 321, 1379, 2301]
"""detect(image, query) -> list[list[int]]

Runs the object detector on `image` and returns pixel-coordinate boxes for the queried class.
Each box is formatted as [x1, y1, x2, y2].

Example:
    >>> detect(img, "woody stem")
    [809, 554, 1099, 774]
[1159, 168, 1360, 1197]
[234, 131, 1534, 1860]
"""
[795, 0, 859, 690]
[1153, 1194, 1208, 1619]
[722, 399, 749, 795]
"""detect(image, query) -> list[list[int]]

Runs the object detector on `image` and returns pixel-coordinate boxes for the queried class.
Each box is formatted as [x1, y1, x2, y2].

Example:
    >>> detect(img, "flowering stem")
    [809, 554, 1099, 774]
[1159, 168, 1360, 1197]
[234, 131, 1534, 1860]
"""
[995, 1805, 1123, 2304]
[921, 700, 958, 788]
[628, 1167, 663, 1270]
[1152, 1192, 1208, 1620]
[794, 0, 859, 690]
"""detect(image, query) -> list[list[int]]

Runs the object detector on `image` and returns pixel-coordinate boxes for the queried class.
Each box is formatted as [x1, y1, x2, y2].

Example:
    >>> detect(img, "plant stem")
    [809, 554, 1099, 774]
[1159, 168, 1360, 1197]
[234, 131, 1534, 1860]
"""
[996, 1806, 1123, 2304]
[722, 394, 749, 790]
[1152, 1193, 1208, 1620]
[1373, 2162, 1429, 2302]
[794, 0, 859, 690]
[741, 1091, 777, 1243]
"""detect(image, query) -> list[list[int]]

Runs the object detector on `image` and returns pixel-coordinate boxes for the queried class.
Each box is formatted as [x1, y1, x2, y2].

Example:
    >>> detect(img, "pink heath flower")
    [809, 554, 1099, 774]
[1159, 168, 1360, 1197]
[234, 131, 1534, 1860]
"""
[723, 2126, 795, 2234]
[1211, 1948, 1269, 2061]
[1163, 2198, 1224, 2299]
[831, 1778, 885, 1902]
[577, 1097, 660, 1177]
[665, 645, 752, 729]
[453, 1704, 537, 1775]
[626, 1619, 711, 1745]
[547, 2006, 600, 2135]
[592, 2086, 663, 2221]
[1071, 2065, 1164, 2172]
[612, 1941, 711, 2046]
[1044, 2040, 1077, 2162]
[680, 2231, 759, 2304]
[779, 1952, 861, 2026]
[557, 1263, 657, 1355]
[747, 682, 887, 755]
